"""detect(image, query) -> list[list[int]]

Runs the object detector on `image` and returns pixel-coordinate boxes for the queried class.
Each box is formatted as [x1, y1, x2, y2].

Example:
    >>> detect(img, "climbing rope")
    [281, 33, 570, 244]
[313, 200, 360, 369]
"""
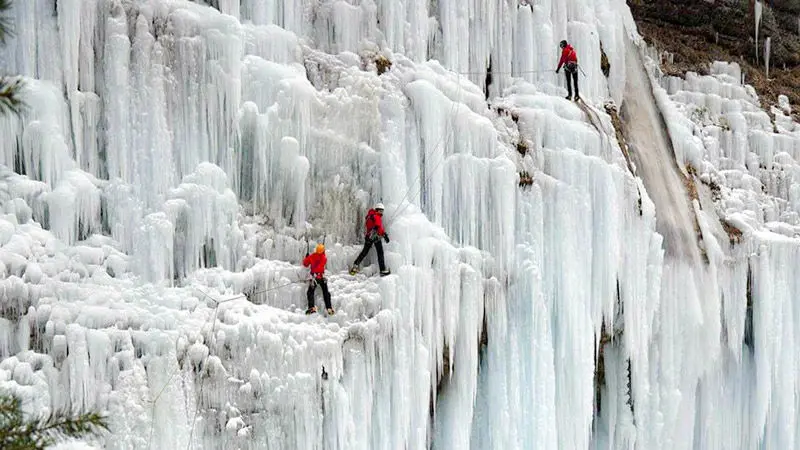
[388, 72, 465, 223]
[145, 276, 308, 449]
[387, 65, 571, 222]
[146, 290, 218, 450]
[455, 68, 556, 76]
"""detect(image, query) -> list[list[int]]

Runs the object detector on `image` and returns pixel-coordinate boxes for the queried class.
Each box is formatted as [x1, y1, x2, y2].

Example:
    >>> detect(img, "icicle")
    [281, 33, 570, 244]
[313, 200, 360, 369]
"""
[2, 1, 800, 449]
[764, 37, 771, 79]
[217, 0, 241, 20]
[755, 0, 763, 63]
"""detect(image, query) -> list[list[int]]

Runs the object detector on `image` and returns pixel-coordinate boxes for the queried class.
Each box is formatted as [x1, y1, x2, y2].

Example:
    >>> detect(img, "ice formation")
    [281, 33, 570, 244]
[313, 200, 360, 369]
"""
[765, 36, 771, 79]
[0, 0, 798, 449]
[755, 0, 763, 63]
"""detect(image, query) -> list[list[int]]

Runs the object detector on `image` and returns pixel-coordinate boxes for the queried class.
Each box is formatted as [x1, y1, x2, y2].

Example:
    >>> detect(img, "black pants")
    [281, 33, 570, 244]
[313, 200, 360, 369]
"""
[353, 237, 386, 271]
[564, 64, 579, 99]
[307, 278, 332, 309]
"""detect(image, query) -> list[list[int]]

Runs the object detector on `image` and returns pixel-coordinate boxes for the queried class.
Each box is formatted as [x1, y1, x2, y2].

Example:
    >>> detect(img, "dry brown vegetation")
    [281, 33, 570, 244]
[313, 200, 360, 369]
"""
[638, 21, 800, 122]
[722, 220, 745, 244]
[632, 0, 800, 122]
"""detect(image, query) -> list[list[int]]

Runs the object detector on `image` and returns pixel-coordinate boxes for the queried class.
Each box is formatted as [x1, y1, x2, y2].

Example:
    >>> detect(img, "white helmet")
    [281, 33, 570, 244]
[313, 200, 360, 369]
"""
[374, 202, 385, 211]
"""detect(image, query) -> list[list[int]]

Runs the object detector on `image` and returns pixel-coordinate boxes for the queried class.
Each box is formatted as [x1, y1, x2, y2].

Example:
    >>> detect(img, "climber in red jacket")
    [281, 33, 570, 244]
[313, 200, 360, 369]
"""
[555, 40, 580, 101]
[350, 203, 391, 276]
[303, 243, 333, 315]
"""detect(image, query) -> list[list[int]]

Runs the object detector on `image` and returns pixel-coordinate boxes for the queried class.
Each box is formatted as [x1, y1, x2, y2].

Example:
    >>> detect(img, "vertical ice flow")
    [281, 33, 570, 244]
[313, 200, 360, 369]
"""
[0, 0, 797, 449]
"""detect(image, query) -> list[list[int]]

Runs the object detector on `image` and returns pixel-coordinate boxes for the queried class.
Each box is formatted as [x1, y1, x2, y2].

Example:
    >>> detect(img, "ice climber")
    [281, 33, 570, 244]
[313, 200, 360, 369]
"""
[349, 203, 391, 277]
[303, 243, 334, 315]
[556, 40, 580, 101]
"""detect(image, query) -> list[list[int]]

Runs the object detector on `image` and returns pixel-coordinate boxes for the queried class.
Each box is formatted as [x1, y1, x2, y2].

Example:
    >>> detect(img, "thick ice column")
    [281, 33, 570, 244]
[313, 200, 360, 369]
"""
[5, 0, 37, 77]
[405, 77, 498, 227]
[103, 180, 143, 260]
[594, 0, 627, 104]
[72, 92, 102, 177]
[750, 236, 800, 449]
[507, 186, 559, 449]
[166, 163, 243, 279]
[486, 1, 515, 96]
[513, 7, 537, 83]
[542, 178, 595, 450]
[441, 155, 516, 271]
[130, 14, 176, 209]
[133, 211, 174, 283]
[375, 0, 428, 61]
[45, 170, 101, 246]
[436, 0, 470, 74]
[57, 0, 90, 164]
[205, 18, 244, 187]
[567, 21, 607, 101]
[278, 137, 309, 227]
[102, 5, 131, 182]
[164, 5, 246, 183]
[328, 0, 378, 55]
[593, 342, 636, 449]
[16, 81, 75, 188]
[243, 25, 301, 64]
[432, 264, 485, 449]
[543, 149, 624, 330]
[755, 0, 763, 63]
[217, 0, 240, 20]
[57, 0, 82, 96]
[377, 88, 409, 210]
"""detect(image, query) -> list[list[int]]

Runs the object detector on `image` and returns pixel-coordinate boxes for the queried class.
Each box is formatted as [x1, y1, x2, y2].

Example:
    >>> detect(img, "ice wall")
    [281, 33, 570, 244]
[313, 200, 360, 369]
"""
[0, 0, 799, 449]
[651, 53, 800, 449]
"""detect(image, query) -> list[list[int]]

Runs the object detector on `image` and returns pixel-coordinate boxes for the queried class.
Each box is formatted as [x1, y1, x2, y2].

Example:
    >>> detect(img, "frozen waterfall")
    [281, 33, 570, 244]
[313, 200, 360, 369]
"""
[0, 0, 799, 449]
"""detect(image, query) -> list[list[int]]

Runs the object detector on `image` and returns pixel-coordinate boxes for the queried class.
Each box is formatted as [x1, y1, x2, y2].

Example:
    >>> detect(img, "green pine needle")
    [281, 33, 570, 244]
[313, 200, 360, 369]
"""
[0, 77, 24, 116]
[0, 0, 13, 45]
[0, 394, 108, 450]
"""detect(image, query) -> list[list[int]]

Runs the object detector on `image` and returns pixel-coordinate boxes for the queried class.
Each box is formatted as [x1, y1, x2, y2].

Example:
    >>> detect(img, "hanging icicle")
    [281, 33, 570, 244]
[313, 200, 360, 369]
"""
[764, 36, 771, 79]
[755, 0, 763, 63]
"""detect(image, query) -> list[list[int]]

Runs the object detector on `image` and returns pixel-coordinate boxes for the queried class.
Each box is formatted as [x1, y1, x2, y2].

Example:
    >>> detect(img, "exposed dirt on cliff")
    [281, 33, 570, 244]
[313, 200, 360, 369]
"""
[631, 0, 800, 121]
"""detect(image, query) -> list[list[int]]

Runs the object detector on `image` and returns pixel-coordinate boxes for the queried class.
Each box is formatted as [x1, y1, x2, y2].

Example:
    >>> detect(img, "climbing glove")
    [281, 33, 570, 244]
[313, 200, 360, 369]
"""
[383, 234, 390, 243]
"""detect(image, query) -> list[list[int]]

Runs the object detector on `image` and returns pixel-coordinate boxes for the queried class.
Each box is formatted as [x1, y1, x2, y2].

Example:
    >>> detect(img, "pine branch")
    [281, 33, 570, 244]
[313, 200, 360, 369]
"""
[0, 0, 13, 45]
[28, 409, 109, 444]
[0, 77, 24, 116]
[24, 410, 108, 448]
[0, 395, 23, 423]
[0, 394, 108, 450]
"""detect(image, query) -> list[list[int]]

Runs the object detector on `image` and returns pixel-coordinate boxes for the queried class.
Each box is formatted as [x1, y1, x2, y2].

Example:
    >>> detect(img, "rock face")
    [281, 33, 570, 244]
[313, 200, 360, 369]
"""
[630, 0, 800, 67]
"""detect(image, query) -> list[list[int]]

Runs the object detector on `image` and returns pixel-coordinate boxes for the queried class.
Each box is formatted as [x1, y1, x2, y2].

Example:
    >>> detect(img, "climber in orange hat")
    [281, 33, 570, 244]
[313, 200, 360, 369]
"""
[303, 243, 333, 315]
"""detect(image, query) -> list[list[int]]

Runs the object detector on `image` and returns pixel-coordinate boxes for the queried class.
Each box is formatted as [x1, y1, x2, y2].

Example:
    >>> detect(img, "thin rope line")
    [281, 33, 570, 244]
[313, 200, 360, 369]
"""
[456, 68, 556, 76]
[146, 278, 307, 449]
[147, 293, 217, 450]
[387, 78, 461, 221]
[389, 71, 465, 222]
[388, 66, 571, 222]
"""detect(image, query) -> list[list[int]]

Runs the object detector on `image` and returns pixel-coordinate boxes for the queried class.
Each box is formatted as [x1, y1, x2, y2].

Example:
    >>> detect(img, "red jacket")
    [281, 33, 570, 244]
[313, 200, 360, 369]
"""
[303, 252, 327, 278]
[364, 209, 385, 237]
[557, 45, 578, 71]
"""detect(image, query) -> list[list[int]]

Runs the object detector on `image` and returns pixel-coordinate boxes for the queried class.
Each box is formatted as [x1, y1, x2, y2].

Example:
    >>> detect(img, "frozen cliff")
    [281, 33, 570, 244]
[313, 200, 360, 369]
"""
[0, 0, 798, 449]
